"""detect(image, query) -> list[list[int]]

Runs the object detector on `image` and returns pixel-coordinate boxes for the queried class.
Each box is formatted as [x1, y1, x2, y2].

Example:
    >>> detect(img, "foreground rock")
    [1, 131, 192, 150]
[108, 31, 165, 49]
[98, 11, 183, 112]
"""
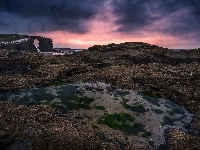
[168, 129, 200, 150]
[1, 82, 194, 149]
[0, 101, 150, 150]
[0, 42, 199, 149]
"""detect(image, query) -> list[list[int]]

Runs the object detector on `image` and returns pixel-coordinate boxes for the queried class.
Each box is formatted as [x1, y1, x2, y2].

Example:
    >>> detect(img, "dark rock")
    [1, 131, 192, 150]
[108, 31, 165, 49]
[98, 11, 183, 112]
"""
[0, 34, 53, 52]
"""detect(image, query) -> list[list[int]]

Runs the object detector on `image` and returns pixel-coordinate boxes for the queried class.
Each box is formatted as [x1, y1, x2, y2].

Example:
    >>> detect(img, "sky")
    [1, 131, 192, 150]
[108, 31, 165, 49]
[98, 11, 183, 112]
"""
[0, 0, 200, 49]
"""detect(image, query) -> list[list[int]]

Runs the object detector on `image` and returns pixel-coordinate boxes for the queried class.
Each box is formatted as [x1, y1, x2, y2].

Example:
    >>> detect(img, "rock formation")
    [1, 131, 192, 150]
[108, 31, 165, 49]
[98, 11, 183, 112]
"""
[0, 42, 200, 149]
[0, 34, 53, 52]
[88, 42, 200, 59]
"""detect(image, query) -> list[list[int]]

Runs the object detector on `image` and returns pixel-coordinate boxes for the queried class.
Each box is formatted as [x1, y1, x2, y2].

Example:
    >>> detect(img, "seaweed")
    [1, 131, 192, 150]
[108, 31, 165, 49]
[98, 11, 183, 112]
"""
[94, 105, 106, 110]
[122, 101, 146, 113]
[152, 108, 163, 114]
[97, 112, 146, 135]
[141, 132, 152, 138]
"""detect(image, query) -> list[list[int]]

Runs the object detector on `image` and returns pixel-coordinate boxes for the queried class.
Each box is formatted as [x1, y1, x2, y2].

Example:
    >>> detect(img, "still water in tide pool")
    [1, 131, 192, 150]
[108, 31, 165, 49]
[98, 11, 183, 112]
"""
[0, 83, 194, 149]
[0, 84, 88, 109]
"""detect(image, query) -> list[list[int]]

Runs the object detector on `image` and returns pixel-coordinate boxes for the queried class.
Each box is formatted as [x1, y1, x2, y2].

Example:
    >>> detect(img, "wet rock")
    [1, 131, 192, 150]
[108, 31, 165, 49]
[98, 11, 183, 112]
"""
[168, 129, 200, 150]
[0, 42, 200, 149]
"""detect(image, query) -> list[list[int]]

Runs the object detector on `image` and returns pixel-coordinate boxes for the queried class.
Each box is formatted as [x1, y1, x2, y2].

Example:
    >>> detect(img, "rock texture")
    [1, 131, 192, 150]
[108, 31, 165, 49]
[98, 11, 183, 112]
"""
[0, 42, 199, 149]
[0, 101, 149, 150]
[0, 34, 53, 52]
[168, 129, 200, 150]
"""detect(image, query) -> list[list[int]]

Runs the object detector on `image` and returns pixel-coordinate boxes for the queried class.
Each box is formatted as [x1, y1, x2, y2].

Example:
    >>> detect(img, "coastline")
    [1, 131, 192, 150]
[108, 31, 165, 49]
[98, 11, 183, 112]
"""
[0, 45, 199, 149]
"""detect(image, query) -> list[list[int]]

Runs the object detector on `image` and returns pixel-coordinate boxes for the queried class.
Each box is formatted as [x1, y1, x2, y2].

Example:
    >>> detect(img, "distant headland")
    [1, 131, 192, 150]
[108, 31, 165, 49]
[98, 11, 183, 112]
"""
[1, 34, 200, 56]
[0, 34, 53, 52]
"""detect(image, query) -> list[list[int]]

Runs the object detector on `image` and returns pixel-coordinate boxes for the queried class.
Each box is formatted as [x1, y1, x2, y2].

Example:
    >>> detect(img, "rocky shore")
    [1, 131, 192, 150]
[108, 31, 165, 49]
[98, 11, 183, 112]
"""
[0, 34, 53, 52]
[1, 101, 138, 150]
[0, 42, 199, 149]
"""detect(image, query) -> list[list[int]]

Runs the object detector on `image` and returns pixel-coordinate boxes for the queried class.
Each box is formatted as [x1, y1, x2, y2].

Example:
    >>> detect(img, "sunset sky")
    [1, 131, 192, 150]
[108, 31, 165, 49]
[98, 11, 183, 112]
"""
[0, 0, 200, 49]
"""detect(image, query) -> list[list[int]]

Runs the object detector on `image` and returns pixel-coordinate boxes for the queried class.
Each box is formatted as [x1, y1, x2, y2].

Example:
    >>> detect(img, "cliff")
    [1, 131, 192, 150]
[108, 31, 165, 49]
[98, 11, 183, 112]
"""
[0, 34, 53, 52]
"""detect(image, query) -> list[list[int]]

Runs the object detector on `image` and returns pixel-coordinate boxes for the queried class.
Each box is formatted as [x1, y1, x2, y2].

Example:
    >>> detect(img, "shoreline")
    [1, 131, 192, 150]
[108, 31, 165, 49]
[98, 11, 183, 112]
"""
[0, 82, 196, 149]
[0, 46, 199, 149]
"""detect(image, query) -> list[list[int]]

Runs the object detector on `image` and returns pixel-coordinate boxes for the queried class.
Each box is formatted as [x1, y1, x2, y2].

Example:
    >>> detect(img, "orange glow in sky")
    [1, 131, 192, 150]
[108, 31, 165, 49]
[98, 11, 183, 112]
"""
[39, 14, 197, 49]
[1, 0, 199, 49]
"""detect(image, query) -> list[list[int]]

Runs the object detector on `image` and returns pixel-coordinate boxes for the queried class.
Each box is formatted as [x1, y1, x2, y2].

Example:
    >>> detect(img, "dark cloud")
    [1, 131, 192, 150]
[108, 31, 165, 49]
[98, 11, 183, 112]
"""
[1, 0, 200, 44]
[110, 0, 148, 27]
[110, 0, 200, 41]
[156, 0, 200, 41]
[0, 0, 105, 34]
